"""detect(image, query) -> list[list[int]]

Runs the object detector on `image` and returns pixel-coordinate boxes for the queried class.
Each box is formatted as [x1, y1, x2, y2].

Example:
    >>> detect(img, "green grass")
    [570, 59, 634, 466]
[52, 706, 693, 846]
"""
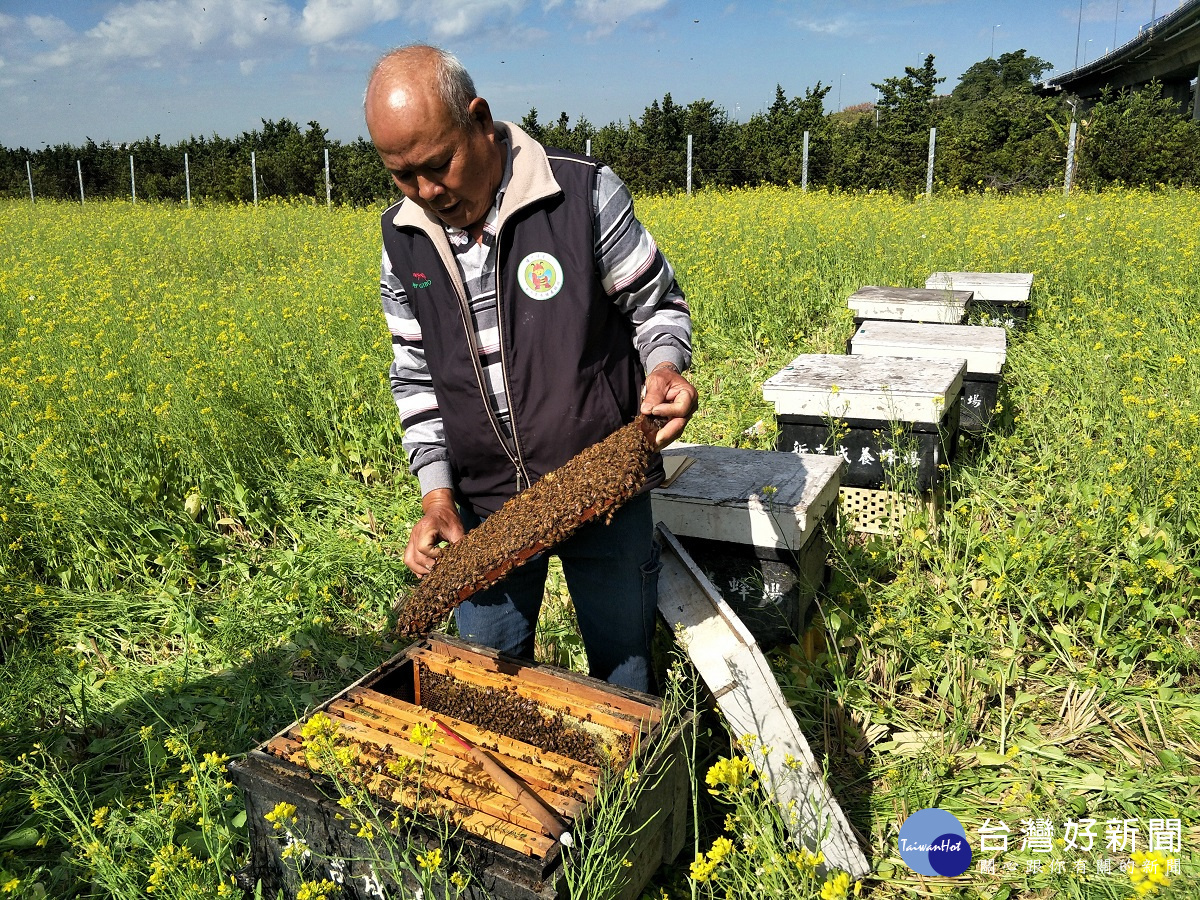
[1, 189, 1197, 898]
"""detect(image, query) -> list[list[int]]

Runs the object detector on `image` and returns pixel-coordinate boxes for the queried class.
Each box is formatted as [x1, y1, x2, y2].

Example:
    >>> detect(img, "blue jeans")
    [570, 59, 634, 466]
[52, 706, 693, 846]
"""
[453, 492, 660, 693]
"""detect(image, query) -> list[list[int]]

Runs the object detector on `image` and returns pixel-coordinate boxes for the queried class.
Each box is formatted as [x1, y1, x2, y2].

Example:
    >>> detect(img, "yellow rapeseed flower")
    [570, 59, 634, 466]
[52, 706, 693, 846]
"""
[820, 871, 853, 900]
[417, 847, 443, 871]
[264, 801, 297, 831]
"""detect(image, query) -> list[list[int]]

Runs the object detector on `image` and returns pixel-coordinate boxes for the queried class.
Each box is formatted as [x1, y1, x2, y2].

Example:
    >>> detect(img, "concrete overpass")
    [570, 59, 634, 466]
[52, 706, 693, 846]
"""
[1043, 0, 1200, 119]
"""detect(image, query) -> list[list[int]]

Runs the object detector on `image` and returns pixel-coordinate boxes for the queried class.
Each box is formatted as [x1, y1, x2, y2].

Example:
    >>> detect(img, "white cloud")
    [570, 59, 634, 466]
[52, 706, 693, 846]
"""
[568, 0, 670, 38]
[426, 0, 526, 38]
[25, 15, 74, 43]
[298, 0, 406, 44]
[794, 16, 852, 36]
[82, 0, 295, 61]
[571, 0, 669, 23]
[4, 0, 675, 81]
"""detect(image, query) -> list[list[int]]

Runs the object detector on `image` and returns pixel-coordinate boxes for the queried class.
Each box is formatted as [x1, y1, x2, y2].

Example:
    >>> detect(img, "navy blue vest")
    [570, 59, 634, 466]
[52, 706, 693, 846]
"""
[383, 151, 650, 515]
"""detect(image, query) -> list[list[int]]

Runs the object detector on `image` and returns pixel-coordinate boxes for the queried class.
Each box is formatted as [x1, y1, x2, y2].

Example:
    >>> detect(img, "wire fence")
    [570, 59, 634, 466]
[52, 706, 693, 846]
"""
[3, 125, 1091, 208]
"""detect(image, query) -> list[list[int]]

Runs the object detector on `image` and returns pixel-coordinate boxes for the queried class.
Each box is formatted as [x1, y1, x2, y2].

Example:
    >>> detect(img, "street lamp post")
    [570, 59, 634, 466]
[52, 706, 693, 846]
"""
[838, 73, 845, 111]
[991, 24, 1000, 58]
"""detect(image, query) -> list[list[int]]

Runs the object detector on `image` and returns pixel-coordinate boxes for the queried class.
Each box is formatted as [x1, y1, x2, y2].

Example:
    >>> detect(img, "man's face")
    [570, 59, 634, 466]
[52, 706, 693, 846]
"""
[368, 86, 501, 232]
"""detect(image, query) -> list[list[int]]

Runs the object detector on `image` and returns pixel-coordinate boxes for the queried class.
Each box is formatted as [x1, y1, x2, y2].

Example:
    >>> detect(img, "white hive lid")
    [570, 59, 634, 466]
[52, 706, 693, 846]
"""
[925, 271, 1034, 303]
[762, 354, 964, 423]
[850, 321, 1007, 375]
[847, 286, 971, 324]
[652, 444, 842, 552]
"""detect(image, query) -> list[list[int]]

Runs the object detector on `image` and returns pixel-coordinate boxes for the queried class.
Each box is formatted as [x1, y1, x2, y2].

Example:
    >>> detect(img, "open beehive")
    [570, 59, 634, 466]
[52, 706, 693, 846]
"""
[230, 635, 689, 900]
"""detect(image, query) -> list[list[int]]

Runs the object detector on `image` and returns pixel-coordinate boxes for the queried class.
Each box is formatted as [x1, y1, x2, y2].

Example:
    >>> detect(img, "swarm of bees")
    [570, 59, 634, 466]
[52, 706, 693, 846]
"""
[395, 415, 663, 636]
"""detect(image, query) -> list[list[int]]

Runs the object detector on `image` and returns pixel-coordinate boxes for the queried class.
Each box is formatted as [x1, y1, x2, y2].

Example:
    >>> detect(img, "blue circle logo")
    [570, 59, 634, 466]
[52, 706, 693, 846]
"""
[898, 809, 972, 876]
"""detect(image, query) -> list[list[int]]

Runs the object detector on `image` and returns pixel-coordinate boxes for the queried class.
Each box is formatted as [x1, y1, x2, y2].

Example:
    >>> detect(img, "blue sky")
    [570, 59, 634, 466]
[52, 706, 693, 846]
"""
[0, 0, 1177, 149]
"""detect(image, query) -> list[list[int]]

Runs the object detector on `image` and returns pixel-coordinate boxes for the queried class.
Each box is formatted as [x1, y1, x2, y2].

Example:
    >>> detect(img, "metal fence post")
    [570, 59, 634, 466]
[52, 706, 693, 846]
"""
[185, 152, 192, 208]
[801, 130, 810, 192]
[926, 127, 936, 197]
[27, 160, 34, 205]
[130, 154, 136, 204]
[78, 160, 85, 204]
[1064, 120, 1077, 195]
[251, 151, 258, 207]
[324, 148, 331, 207]
[686, 134, 693, 196]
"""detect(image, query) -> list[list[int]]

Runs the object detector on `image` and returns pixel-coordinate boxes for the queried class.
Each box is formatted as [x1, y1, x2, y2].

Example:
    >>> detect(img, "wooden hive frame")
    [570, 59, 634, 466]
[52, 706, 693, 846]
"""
[231, 635, 687, 900]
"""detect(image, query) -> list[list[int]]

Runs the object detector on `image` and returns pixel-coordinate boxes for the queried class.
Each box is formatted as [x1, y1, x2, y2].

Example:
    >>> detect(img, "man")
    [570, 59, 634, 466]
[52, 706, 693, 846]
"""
[365, 45, 696, 692]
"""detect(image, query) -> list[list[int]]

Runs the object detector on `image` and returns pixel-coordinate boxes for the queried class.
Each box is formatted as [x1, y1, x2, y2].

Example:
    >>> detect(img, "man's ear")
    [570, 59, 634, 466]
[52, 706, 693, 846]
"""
[468, 97, 495, 135]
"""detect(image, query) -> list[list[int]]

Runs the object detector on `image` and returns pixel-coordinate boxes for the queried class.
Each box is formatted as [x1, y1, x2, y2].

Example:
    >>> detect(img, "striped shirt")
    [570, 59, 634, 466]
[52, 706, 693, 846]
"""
[381, 144, 692, 496]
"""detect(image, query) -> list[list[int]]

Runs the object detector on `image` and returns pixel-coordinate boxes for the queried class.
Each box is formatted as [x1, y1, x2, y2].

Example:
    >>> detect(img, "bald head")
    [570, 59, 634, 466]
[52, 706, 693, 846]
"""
[365, 44, 476, 133]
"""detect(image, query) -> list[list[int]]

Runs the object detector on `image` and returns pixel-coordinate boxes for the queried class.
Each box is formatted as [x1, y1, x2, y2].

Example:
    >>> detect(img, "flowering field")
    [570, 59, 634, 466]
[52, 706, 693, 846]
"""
[1, 189, 1197, 899]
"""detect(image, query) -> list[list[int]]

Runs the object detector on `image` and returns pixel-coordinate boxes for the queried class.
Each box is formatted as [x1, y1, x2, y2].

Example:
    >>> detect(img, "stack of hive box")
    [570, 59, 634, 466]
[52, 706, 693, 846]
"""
[762, 272, 1032, 533]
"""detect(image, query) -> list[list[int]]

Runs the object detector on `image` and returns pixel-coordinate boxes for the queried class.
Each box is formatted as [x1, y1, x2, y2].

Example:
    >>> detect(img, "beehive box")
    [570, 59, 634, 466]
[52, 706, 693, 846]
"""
[846, 286, 972, 326]
[229, 635, 689, 900]
[925, 271, 1034, 329]
[762, 354, 964, 490]
[849, 321, 1007, 433]
[652, 445, 842, 646]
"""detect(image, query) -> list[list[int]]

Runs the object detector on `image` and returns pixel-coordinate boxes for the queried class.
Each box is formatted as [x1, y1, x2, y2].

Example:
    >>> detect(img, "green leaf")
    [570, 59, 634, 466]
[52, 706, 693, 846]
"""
[971, 750, 1010, 766]
[0, 827, 39, 851]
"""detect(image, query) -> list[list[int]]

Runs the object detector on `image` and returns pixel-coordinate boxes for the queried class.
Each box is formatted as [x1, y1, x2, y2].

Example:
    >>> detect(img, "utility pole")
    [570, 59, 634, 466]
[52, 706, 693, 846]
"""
[1075, 0, 1084, 67]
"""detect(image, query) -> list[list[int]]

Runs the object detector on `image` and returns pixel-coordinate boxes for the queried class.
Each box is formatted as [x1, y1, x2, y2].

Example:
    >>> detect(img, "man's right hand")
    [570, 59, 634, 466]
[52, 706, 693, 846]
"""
[404, 488, 464, 577]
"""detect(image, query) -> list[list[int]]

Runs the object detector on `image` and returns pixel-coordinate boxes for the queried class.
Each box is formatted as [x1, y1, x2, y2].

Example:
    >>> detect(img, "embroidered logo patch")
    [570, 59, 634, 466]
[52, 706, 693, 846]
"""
[517, 252, 563, 300]
[411, 272, 432, 289]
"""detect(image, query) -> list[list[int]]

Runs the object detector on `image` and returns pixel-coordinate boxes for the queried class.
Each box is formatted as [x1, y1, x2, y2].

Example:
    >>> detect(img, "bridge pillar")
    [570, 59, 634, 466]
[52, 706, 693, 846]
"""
[1163, 78, 1193, 112]
[1193, 63, 1199, 121]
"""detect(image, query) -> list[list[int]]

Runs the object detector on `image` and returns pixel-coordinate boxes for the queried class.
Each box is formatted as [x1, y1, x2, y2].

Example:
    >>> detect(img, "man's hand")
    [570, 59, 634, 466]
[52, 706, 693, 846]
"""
[640, 361, 698, 449]
[404, 488, 464, 577]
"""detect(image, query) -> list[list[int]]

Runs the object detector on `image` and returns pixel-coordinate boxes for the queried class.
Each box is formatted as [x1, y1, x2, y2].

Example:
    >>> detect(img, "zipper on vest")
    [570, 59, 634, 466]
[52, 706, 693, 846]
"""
[443, 256, 525, 488]
[491, 226, 534, 492]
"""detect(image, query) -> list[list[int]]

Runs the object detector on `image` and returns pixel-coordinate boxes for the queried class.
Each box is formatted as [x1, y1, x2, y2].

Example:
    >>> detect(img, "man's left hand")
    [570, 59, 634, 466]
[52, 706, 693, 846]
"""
[640, 362, 698, 449]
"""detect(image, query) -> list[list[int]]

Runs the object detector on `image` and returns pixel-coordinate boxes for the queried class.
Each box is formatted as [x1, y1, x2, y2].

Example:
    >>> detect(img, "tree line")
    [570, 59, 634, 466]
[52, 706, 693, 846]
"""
[4, 51, 1199, 205]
